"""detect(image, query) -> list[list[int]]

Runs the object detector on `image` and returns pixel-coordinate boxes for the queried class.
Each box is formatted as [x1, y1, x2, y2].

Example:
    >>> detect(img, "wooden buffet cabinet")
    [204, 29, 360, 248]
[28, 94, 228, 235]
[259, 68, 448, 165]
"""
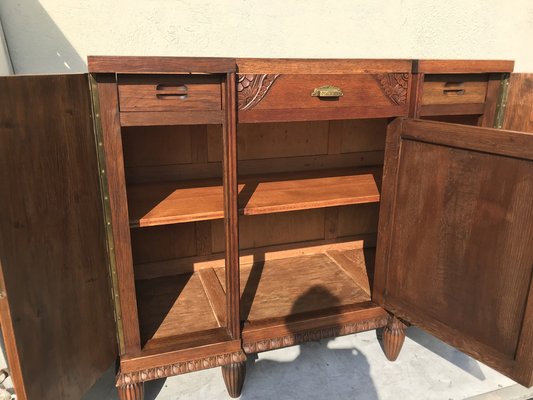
[0, 57, 532, 400]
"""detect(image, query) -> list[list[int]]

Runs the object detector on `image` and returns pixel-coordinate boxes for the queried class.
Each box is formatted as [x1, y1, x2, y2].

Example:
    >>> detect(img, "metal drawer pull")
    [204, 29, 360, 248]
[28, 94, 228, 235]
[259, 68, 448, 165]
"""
[156, 84, 188, 99]
[311, 85, 343, 98]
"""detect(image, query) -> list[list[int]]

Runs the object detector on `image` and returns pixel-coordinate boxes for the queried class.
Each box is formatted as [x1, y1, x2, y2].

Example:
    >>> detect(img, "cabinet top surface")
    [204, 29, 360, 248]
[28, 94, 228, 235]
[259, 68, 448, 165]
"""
[87, 56, 514, 74]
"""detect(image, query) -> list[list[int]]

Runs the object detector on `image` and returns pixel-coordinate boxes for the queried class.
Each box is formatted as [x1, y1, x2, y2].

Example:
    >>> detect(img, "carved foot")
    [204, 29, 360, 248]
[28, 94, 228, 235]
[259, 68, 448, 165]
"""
[222, 361, 246, 398]
[118, 382, 144, 400]
[382, 315, 406, 361]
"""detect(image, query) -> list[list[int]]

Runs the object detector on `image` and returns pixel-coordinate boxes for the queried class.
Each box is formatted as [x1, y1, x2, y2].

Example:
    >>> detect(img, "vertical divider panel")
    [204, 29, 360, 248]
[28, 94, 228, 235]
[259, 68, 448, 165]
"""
[222, 72, 241, 339]
[92, 73, 141, 354]
[408, 72, 424, 118]
[480, 73, 506, 127]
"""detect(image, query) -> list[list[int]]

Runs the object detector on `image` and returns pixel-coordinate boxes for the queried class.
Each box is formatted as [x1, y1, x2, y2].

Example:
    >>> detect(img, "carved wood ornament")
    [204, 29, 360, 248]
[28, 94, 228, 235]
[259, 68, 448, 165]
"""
[237, 74, 280, 110]
[243, 316, 388, 353]
[116, 350, 247, 386]
[373, 73, 409, 105]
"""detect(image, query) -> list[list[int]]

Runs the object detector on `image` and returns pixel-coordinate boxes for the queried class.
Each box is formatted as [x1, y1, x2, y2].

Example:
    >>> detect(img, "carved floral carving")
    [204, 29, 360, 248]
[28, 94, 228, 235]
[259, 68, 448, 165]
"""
[116, 350, 247, 386]
[237, 74, 280, 110]
[243, 316, 388, 353]
[373, 73, 409, 105]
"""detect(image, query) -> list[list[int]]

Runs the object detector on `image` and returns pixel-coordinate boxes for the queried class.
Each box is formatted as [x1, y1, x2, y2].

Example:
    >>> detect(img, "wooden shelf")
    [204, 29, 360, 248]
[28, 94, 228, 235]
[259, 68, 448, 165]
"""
[128, 168, 381, 228]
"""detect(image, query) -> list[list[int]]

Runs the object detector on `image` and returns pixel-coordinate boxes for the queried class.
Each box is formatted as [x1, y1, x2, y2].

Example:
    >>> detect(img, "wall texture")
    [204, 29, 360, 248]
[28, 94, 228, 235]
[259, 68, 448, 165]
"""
[1, 0, 532, 74]
[0, 19, 13, 75]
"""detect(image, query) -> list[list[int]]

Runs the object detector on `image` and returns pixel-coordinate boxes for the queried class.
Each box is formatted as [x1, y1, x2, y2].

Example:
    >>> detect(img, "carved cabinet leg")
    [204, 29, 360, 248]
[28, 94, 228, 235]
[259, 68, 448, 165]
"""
[222, 361, 246, 398]
[118, 382, 145, 400]
[382, 315, 407, 361]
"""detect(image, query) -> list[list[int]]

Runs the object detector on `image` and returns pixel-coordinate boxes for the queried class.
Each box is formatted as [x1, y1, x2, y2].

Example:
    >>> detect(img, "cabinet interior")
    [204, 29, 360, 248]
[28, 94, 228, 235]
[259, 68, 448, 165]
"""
[121, 118, 389, 350]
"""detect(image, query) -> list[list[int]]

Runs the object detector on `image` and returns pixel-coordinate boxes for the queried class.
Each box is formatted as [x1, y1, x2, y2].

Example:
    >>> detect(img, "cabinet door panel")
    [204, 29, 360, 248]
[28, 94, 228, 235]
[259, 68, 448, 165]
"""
[374, 118, 533, 387]
[0, 74, 116, 399]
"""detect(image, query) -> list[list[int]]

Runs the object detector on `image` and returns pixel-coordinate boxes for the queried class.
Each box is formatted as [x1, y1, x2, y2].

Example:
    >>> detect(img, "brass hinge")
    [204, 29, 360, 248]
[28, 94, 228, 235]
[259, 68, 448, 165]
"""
[494, 73, 511, 129]
[88, 74, 125, 355]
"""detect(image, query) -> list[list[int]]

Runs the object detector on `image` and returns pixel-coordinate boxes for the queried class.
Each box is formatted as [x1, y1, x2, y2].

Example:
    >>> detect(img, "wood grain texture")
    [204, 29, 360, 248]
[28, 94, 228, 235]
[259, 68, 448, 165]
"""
[122, 125, 195, 167]
[214, 249, 373, 325]
[236, 58, 411, 74]
[402, 119, 533, 159]
[503, 74, 533, 132]
[239, 168, 380, 216]
[213, 209, 326, 253]
[131, 224, 197, 265]
[221, 362, 246, 398]
[136, 271, 222, 345]
[118, 349, 246, 384]
[125, 151, 384, 184]
[119, 337, 245, 378]
[326, 248, 375, 296]
[94, 74, 142, 354]
[375, 118, 533, 386]
[120, 110, 224, 126]
[127, 168, 380, 227]
[382, 315, 406, 361]
[480, 73, 505, 127]
[0, 74, 116, 399]
[118, 382, 144, 400]
[198, 268, 227, 326]
[127, 178, 224, 226]
[88, 56, 236, 74]
[414, 59, 514, 74]
[238, 73, 409, 122]
[118, 75, 222, 112]
[126, 118, 385, 184]
[502, 75, 533, 386]
[208, 121, 330, 162]
[419, 103, 485, 116]
[239, 105, 408, 123]
[421, 114, 483, 126]
[222, 73, 241, 340]
[421, 74, 488, 105]
[242, 305, 388, 353]
[337, 203, 380, 238]
[408, 72, 424, 118]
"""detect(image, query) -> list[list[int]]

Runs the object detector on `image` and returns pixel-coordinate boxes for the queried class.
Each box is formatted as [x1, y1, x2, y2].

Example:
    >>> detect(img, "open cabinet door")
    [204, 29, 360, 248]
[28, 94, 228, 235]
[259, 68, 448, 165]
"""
[374, 118, 533, 387]
[0, 75, 117, 399]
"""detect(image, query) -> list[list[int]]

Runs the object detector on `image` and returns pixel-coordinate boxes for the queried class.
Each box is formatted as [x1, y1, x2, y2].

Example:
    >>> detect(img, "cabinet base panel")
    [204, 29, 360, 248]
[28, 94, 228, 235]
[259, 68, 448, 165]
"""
[243, 307, 388, 353]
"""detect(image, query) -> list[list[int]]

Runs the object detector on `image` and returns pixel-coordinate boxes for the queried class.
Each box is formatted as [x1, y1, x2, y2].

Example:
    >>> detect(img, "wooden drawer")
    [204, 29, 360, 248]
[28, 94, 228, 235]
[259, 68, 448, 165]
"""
[118, 75, 222, 112]
[237, 73, 410, 122]
[420, 74, 488, 116]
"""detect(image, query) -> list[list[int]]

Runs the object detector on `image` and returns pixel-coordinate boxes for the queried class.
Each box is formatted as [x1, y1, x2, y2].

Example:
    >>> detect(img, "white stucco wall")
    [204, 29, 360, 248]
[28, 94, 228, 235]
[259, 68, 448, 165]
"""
[1, 0, 532, 74]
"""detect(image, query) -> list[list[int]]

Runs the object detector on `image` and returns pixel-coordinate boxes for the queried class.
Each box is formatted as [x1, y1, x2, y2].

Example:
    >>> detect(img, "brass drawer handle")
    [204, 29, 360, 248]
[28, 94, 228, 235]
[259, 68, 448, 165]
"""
[311, 85, 343, 98]
[156, 84, 188, 99]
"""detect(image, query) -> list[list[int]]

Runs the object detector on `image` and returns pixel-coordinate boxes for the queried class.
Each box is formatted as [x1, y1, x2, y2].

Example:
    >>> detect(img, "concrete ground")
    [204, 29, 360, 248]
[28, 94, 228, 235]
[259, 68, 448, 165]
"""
[80, 328, 533, 400]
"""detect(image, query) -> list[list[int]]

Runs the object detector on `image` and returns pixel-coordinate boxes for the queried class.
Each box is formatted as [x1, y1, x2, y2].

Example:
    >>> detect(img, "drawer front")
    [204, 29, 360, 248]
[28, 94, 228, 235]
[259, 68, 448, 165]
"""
[118, 75, 222, 112]
[237, 73, 410, 122]
[421, 74, 488, 105]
